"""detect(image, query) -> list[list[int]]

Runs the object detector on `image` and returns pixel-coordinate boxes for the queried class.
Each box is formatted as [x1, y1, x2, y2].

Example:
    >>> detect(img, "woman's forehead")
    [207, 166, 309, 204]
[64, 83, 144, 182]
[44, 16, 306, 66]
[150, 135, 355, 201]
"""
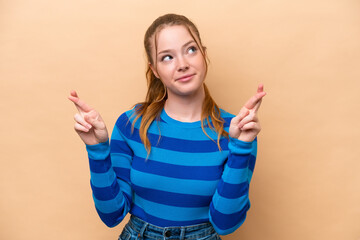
[155, 25, 195, 50]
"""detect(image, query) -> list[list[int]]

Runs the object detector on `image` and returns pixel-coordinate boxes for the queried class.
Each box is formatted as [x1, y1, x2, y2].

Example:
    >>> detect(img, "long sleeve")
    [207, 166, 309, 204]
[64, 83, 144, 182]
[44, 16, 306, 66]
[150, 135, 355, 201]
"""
[85, 115, 133, 227]
[209, 137, 257, 235]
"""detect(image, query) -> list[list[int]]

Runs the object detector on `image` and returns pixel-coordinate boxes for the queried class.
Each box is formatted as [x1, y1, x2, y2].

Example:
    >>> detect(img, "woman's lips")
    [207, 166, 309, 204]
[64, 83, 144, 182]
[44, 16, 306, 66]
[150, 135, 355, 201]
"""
[176, 74, 195, 82]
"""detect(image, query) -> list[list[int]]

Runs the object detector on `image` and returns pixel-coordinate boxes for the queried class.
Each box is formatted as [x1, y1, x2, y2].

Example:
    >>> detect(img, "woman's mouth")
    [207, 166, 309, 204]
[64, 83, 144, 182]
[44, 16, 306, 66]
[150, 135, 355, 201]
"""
[176, 74, 195, 82]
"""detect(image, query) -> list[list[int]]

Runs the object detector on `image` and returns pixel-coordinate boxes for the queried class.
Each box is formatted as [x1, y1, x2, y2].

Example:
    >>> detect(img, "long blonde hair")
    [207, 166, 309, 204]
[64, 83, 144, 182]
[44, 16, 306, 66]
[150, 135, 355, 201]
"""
[133, 13, 229, 154]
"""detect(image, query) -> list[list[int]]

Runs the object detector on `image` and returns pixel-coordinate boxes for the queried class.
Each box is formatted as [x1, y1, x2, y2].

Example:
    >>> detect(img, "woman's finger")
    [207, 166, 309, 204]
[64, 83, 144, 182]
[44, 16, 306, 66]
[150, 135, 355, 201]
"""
[243, 84, 266, 110]
[257, 84, 264, 93]
[253, 98, 263, 112]
[84, 115, 105, 130]
[70, 90, 78, 98]
[68, 90, 93, 113]
[244, 91, 266, 110]
[240, 121, 260, 131]
[253, 84, 265, 112]
[232, 108, 250, 125]
[238, 113, 258, 129]
[74, 113, 92, 129]
[74, 122, 90, 133]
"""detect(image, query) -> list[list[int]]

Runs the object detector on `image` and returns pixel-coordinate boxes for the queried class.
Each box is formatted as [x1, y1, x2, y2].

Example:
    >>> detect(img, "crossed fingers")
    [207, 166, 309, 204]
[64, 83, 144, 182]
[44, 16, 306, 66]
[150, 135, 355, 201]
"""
[243, 84, 265, 112]
[236, 84, 266, 129]
[68, 90, 95, 132]
[68, 90, 93, 114]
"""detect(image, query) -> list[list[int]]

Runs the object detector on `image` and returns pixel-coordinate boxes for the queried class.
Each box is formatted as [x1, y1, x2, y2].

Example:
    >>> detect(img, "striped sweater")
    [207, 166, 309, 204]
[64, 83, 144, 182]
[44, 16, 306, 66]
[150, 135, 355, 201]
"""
[85, 107, 257, 235]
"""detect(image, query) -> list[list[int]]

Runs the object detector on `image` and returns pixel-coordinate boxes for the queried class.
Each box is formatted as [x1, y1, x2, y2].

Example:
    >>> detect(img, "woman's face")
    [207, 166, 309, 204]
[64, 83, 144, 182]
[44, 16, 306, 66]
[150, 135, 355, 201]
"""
[150, 25, 207, 99]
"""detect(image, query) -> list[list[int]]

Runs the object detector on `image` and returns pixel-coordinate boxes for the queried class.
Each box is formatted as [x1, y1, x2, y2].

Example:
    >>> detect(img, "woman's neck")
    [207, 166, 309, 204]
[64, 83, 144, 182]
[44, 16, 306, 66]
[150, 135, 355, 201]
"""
[164, 87, 205, 122]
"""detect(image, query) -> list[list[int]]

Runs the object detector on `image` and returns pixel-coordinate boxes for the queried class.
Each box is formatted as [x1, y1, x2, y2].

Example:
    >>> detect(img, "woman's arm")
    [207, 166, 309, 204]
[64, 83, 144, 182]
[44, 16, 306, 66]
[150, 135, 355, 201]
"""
[86, 120, 133, 227]
[209, 138, 256, 235]
[209, 85, 265, 234]
[69, 92, 133, 227]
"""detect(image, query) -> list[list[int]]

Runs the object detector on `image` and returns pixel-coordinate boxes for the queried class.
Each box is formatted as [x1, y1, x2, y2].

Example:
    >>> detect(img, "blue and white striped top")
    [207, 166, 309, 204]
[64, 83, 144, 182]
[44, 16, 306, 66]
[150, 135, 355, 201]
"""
[86, 107, 257, 235]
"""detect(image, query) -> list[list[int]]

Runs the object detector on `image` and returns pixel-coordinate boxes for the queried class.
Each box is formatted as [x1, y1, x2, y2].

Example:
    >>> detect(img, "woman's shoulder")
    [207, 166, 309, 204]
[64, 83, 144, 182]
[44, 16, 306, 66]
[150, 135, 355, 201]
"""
[217, 108, 234, 127]
[219, 108, 235, 121]
[115, 105, 141, 127]
[219, 108, 235, 118]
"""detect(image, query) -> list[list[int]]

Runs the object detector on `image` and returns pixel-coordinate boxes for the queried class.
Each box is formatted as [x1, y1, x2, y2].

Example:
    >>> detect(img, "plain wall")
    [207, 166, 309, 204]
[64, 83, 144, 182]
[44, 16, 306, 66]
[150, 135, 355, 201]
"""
[1, 0, 359, 239]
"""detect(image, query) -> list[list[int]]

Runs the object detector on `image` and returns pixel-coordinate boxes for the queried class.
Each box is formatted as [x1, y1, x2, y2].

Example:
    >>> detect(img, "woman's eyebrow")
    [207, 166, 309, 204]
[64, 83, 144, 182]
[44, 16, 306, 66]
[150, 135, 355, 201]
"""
[157, 40, 195, 55]
[182, 40, 195, 48]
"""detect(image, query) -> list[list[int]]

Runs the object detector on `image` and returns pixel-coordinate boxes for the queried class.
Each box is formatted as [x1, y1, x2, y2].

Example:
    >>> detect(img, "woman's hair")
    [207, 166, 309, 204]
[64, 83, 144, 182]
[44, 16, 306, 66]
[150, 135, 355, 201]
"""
[132, 13, 229, 154]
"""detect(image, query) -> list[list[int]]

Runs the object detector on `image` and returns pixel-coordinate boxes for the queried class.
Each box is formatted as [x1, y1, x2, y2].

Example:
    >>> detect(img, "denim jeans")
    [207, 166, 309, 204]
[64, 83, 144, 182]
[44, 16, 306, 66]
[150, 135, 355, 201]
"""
[118, 215, 222, 240]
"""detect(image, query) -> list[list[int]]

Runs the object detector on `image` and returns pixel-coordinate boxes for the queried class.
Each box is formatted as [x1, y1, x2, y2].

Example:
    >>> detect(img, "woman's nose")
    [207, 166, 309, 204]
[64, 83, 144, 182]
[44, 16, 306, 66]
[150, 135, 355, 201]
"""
[177, 56, 189, 71]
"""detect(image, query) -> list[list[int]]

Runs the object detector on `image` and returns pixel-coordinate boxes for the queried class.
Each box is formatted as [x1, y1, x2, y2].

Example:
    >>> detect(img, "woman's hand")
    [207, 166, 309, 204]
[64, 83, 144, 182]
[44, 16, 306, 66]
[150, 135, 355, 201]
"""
[229, 84, 266, 142]
[68, 90, 109, 145]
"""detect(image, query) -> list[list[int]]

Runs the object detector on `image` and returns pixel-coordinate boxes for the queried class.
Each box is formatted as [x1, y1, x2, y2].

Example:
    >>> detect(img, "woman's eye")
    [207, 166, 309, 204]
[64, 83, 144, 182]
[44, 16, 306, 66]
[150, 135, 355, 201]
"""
[188, 46, 197, 54]
[161, 55, 172, 62]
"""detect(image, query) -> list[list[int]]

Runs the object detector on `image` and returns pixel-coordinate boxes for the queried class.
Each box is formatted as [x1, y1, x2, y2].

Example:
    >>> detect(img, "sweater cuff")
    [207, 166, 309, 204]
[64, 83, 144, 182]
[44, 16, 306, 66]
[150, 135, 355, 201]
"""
[86, 139, 110, 160]
[228, 137, 253, 155]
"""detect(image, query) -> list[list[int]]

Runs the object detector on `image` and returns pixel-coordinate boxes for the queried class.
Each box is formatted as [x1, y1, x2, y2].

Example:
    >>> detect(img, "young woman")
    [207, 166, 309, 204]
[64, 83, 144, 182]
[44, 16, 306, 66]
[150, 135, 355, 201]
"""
[69, 14, 266, 240]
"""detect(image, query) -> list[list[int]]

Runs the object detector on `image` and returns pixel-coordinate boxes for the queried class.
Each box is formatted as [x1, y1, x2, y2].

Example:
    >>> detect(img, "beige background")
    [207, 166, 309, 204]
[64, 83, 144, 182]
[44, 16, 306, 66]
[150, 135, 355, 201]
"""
[1, 0, 359, 239]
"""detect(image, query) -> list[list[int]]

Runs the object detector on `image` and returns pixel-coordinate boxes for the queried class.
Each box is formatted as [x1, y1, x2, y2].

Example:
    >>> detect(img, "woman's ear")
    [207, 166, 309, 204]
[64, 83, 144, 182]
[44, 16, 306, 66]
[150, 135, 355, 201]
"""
[149, 63, 160, 79]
